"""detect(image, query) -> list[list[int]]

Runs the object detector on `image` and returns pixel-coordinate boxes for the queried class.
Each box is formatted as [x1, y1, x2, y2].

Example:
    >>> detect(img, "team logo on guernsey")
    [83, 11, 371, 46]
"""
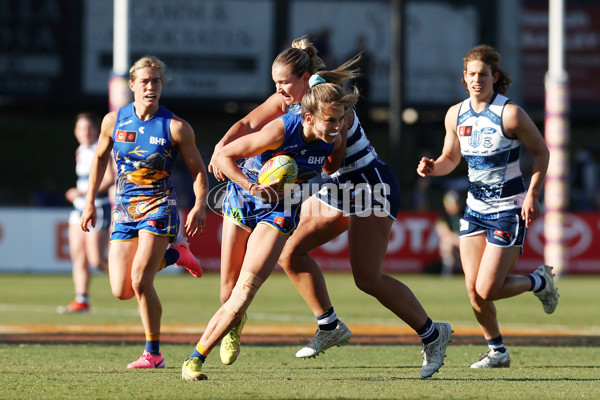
[458, 126, 472, 136]
[116, 130, 137, 143]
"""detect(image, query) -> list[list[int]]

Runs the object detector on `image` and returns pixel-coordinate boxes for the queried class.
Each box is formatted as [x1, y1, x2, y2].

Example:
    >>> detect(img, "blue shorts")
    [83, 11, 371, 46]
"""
[110, 193, 179, 242]
[459, 209, 526, 248]
[221, 181, 301, 235]
[314, 161, 401, 219]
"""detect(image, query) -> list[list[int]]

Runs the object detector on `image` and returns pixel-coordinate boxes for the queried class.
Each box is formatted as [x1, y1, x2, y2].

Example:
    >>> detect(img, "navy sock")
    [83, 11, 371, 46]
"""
[528, 273, 546, 292]
[164, 248, 179, 266]
[145, 340, 160, 355]
[417, 317, 439, 345]
[317, 307, 338, 331]
[486, 335, 506, 353]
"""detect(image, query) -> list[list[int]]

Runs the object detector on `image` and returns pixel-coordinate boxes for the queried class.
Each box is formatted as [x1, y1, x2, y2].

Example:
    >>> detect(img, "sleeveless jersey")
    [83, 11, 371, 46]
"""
[111, 103, 178, 223]
[333, 109, 382, 177]
[239, 113, 334, 186]
[456, 93, 525, 218]
[286, 104, 382, 177]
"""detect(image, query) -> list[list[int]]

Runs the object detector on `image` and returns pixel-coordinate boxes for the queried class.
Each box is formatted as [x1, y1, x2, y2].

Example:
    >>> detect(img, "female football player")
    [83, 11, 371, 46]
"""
[81, 55, 209, 369]
[181, 65, 352, 381]
[210, 37, 452, 379]
[417, 44, 557, 368]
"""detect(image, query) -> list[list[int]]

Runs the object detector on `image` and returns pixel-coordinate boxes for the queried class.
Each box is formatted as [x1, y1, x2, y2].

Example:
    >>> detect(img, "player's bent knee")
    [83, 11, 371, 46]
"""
[223, 272, 264, 317]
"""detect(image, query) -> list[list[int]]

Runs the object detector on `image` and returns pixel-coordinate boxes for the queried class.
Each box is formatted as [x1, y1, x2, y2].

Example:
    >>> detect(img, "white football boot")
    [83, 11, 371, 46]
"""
[470, 348, 511, 368]
[533, 265, 559, 314]
[421, 322, 453, 378]
[296, 320, 351, 358]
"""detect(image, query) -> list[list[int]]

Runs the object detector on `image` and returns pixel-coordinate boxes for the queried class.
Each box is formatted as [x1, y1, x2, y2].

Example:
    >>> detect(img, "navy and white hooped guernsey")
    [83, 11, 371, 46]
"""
[456, 93, 525, 219]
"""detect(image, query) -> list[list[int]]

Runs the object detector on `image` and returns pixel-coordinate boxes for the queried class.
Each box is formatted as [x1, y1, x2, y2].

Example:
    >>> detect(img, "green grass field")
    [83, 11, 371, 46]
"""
[0, 272, 599, 399]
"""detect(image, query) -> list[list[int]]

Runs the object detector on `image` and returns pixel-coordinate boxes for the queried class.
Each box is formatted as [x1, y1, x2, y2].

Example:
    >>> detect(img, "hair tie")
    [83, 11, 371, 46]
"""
[309, 74, 326, 88]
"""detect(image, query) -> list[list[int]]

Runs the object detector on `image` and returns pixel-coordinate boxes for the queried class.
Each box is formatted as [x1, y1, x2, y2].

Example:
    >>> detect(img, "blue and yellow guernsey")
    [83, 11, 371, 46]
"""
[239, 113, 334, 186]
[456, 93, 525, 219]
[111, 103, 178, 223]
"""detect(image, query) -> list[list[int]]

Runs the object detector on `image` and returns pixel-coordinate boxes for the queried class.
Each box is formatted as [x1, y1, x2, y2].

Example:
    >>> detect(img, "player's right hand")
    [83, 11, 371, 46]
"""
[208, 162, 225, 181]
[417, 157, 435, 177]
[80, 203, 97, 233]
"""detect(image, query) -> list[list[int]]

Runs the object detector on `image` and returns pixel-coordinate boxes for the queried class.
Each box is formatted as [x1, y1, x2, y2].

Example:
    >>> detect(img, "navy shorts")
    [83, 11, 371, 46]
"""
[459, 209, 526, 248]
[314, 162, 400, 219]
[69, 198, 112, 232]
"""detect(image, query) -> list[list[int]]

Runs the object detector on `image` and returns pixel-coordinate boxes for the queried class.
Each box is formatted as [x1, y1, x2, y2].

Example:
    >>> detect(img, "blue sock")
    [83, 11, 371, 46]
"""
[145, 340, 160, 355]
[189, 348, 206, 362]
[164, 248, 179, 266]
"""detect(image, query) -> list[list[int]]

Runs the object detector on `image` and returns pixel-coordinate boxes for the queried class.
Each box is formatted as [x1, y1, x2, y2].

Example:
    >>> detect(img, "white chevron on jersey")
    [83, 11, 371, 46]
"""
[456, 93, 525, 218]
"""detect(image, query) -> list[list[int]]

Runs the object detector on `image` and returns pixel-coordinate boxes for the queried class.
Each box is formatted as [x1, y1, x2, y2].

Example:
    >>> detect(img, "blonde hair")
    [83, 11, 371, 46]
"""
[129, 55, 171, 84]
[301, 55, 362, 117]
[273, 36, 326, 78]
[461, 45, 511, 95]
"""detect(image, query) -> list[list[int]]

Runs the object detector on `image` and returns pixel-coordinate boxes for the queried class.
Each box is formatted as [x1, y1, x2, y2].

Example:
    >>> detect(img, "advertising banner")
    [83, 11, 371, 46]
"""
[2, 208, 599, 275]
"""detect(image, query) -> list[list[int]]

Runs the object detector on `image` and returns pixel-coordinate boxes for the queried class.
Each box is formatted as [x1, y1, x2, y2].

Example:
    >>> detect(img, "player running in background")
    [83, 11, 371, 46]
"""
[181, 64, 354, 381]
[417, 44, 558, 368]
[59, 112, 114, 314]
[81, 55, 209, 369]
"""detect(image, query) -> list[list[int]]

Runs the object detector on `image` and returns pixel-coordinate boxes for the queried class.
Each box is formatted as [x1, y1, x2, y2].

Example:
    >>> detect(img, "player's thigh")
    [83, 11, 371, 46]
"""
[220, 218, 251, 300]
[284, 197, 348, 256]
[68, 223, 86, 258]
[108, 239, 137, 296]
[459, 234, 488, 292]
[242, 223, 289, 281]
[347, 213, 393, 280]
[84, 229, 109, 266]
[134, 231, 170, 278]
[476, 244, 521, 293]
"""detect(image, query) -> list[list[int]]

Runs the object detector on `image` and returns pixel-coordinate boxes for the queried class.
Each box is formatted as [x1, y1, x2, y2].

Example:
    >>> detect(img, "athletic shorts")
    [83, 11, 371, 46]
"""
[221, 180, 301, 235]
[314, 161, 401, 219]
[459, 209, 526, 248]
[110, 194, 179, 242]
[69, 197, 111, 232]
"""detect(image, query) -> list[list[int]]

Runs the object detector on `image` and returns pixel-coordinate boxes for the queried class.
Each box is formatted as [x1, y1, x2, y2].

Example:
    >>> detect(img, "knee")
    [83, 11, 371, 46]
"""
[353, 274, 379, 296]
[223, 272, 264, 318]
[111, 286, 134, 300]
[277, 246, 302, 273]
[465, 283, 484, 306]
[474, 282, 499, 302]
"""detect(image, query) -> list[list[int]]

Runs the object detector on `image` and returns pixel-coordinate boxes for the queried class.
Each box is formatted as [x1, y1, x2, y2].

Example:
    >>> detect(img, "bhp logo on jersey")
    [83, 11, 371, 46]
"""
[116, 130, 137, 143]
[458, 126, 472, 136]
[308, 156, 326, 164]
[150, 136, 167, 146]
